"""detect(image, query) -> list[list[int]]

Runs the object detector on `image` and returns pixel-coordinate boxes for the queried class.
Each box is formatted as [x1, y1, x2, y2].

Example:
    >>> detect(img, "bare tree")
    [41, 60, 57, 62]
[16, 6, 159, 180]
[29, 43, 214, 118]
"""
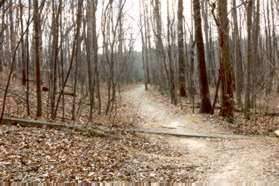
[50, 0, 62, 119]
[218, 0, 234, 118]
[232, 0, 244, 108]
[167, 0, 177, 105]
[193, 0, 213, 114]
[244, 0, 253, 119]
[33, 0, 43, 117]
[177, 0, 187, 97]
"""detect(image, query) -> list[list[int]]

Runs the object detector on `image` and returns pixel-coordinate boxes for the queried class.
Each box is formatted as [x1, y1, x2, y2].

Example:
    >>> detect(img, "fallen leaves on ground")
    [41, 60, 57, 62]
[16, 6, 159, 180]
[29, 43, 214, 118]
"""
[0, 125, 200, 182]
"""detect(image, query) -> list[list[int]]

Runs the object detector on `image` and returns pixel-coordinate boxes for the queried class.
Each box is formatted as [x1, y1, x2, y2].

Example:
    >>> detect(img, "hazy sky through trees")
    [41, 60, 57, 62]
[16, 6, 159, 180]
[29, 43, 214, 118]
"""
[18, 0, 271, 52]
[124, 0, 192, 50]
[119, 0, 269, 51]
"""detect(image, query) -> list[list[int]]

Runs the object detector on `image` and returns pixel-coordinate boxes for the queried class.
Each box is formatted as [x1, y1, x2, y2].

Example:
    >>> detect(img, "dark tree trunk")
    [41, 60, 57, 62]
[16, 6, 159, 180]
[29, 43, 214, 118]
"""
[19, 0, 26, 86]
[33, 0, 42, 117]
[193, 0, 213, 114]
[177, 0, 187, 97]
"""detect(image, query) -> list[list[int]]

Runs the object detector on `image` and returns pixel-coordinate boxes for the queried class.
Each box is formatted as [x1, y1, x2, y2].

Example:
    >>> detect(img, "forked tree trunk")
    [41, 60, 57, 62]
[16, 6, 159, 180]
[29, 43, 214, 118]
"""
[50, 0, 62, 119]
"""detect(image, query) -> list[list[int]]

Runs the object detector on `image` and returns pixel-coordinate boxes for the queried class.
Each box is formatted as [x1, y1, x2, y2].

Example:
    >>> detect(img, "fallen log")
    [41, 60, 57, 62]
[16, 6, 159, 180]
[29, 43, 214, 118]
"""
[42, 87, 76, 97]
[127, 128, 255, 139]
[1, 117, 113, 138]
[0, 117, 274, 140]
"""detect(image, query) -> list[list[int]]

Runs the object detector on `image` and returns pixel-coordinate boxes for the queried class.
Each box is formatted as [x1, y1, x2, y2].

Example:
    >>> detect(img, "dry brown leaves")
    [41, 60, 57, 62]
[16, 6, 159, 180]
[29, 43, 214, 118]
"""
[0, 125, 199, 182]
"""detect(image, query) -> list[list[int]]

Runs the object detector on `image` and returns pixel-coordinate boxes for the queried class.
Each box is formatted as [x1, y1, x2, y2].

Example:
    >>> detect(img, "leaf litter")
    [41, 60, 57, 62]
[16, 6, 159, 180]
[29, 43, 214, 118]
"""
[0, 125, 202, 182]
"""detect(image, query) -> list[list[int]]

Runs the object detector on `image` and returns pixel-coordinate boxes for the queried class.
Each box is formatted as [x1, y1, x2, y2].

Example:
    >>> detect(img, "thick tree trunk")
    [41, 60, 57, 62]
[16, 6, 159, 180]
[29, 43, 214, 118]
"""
[218, 0, 234, 118]
[193, 0, 212, 114]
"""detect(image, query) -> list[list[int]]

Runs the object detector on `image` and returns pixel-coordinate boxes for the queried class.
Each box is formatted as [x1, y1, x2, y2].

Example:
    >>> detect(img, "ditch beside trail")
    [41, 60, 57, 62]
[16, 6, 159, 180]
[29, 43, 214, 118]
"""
[123, 84, 279, 182]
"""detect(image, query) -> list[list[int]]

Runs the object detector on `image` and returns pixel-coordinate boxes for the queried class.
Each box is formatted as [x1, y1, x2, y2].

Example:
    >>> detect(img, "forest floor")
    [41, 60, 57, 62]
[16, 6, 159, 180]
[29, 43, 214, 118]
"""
[1, 80, 279, 182]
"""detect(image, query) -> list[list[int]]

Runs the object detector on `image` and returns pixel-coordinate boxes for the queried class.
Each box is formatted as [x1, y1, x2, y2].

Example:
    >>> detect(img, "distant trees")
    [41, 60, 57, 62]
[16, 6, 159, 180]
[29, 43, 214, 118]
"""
[1, 0, 279, 122]
[0, 0, 138, 122]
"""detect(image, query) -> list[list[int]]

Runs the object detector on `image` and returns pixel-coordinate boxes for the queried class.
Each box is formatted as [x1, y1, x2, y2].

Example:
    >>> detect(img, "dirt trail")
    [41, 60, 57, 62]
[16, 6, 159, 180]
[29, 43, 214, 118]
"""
[123, 85, 279, 182]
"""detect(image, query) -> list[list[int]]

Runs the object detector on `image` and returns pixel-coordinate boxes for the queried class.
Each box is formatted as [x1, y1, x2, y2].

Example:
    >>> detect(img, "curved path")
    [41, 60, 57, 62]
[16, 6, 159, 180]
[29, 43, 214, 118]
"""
[123, 85, 279, 182]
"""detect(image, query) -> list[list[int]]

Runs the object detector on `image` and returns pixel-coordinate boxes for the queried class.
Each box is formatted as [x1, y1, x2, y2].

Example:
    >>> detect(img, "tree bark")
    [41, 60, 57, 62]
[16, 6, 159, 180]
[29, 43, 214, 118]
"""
[244, 0, 253, 119]
[218, 0, 234, 118]
[167, 0, 177, 105]
[193, 0, 213, 114]
[177, 0, 187, 97]
[50, 0, 62, 119]
[33, 0, 43, 117]
[232, 0, 244, 108]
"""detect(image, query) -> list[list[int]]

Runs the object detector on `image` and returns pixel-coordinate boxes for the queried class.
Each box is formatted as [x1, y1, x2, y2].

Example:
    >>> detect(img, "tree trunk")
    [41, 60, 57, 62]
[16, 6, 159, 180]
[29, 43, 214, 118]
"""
[33, 0, 43, 117]
[50, 0, 62, 119]
[25, 0, 31, 115]
[19, 0, 26, 86]
[218, 0, 234, 118]
[193, 0, 213, 114]
[92, 0, 101, 115]
[167, 0, 177, 105]
[0, 1, 5, 72]
[177, 0, 187, 97]
[244, 0, 253, 119]
[86, 0, 95, 120]
[232, 0, 244, 108]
